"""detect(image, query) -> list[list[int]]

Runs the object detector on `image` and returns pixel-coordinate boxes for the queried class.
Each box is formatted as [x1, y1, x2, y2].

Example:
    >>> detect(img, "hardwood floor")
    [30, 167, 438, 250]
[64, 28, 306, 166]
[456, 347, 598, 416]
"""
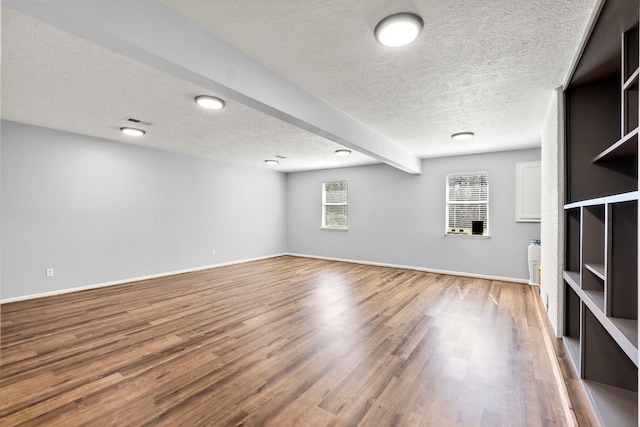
[1, 256, 570, 426]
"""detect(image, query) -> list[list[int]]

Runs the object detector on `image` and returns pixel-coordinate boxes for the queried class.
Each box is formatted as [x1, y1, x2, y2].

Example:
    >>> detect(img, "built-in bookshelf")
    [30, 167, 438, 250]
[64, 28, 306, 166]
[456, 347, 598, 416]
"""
[563, 0, 639, 425]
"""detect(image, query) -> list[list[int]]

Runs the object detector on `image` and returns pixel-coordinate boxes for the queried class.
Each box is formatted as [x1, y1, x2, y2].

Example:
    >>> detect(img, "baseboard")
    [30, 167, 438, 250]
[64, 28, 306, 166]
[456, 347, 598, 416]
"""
[530, 286, 579, 427]
[286, 252, 529, 284]
[2, 252, 527, 304]
[0, 253, 288, 304]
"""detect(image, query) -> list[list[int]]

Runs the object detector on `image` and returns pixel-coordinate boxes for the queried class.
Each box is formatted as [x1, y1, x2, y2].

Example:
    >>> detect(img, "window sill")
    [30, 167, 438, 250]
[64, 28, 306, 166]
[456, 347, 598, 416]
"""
[444, 233, 491, 239]
[321, 227, 348, 231]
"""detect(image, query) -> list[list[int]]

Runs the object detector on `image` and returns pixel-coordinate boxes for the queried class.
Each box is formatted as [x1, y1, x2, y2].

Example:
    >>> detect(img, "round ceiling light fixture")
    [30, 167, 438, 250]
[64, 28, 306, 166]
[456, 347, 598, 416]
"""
[120, 127, 145, 137]
[451, 132, 475, 141]
[335, 149, 352, 156]
[374, 13, 424, 47]
[264, 159, 279, 165]
[194, 95, 226, 110]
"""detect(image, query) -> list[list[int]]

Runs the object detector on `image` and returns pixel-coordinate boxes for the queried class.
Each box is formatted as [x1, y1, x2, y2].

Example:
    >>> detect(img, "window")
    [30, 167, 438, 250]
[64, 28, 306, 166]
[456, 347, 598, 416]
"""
[446, 171, 489, 235]
[322, 181, 348, 229]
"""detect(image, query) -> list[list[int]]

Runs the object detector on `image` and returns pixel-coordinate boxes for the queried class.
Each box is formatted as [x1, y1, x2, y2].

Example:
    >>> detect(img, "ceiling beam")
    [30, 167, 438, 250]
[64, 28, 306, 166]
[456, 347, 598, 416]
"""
[5, 0, 422, 174]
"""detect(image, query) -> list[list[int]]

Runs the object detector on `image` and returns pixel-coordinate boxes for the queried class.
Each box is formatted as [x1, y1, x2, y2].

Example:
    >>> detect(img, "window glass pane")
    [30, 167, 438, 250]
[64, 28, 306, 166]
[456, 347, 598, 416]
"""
[325, 205, 347, 228]
[325, 181, 348, 203]
[447, 204, 487, 231]
[448, 174, 488, 202]
[323, 180, 348, 229]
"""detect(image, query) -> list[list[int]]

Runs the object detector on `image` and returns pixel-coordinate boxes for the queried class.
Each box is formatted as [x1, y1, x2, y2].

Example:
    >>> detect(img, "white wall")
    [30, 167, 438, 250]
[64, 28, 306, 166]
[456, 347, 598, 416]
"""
[1, 121, 287, 301]
[540, 89, 565, 337]
[287, 148, 541, 281]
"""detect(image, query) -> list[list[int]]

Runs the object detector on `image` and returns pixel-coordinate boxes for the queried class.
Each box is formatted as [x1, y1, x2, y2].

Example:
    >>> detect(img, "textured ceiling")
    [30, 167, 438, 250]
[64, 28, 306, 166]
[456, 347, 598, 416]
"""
[2, 0, 598, 172]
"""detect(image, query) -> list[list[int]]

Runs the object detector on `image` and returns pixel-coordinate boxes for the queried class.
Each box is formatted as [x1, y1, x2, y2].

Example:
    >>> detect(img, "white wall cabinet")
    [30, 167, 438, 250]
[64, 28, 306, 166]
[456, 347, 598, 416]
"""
[515, 161, 541, 222]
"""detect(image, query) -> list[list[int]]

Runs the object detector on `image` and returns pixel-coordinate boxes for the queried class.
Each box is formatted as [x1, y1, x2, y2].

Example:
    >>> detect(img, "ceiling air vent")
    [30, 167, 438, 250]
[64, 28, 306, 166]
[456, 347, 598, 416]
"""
[123, 117, 152, 126]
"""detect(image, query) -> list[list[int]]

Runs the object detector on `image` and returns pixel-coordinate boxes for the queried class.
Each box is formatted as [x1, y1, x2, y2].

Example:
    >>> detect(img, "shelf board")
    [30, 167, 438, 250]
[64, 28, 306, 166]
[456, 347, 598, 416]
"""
[566, 274, 638, 366]
[592, 127, 638, 163]
[583, 380, 638, 427]
[563, 336, 581, 372]
[584, 263, 606, 280]
[623, 68, 639, 90]
[583, 289, 605, 312]
[564, 190, 639, 209]
[583, 300, 639, 367]
[609, 317, 639, 353]
[563, 271, 581, 292]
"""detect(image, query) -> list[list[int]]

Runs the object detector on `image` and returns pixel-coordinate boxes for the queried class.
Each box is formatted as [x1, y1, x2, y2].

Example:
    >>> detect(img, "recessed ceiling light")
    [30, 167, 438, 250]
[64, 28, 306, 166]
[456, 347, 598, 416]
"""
[264, 159, 279, 165]
[120, 127, 145, 137]
[335, 149, 352, 156]
[195, 95, 225, 110]
[451, 132, 475, 141]
[374, 13, 424, 47]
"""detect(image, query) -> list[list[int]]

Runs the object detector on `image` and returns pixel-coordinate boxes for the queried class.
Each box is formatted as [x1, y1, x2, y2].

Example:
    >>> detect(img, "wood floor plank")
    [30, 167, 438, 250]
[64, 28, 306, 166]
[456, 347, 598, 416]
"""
[1, 256, 579, 426]
[0, 373, 124, 426]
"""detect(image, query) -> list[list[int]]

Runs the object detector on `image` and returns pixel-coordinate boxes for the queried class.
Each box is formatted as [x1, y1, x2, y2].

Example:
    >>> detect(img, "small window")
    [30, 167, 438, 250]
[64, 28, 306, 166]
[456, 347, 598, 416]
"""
[322, 181, 348, 230]
[446, 172, 489, 235]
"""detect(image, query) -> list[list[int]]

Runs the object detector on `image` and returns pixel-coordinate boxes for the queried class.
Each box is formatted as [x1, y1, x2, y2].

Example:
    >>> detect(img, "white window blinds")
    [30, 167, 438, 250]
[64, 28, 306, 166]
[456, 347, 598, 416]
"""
[322, 181, 348, 229]
[446, 172, 489, 235]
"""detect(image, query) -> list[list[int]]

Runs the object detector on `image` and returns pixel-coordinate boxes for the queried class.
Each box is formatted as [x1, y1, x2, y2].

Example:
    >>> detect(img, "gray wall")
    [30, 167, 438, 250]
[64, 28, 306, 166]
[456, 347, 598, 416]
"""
[1, 121, 287, 300]
[1, 120, 541, 301]
[287, 148, 541, 280]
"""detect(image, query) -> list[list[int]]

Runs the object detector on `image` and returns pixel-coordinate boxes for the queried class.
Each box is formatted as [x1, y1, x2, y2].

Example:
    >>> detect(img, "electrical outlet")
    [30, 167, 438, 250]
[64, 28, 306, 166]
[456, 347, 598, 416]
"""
[211, 249, 216, 255]
[46, 268, 55, 278]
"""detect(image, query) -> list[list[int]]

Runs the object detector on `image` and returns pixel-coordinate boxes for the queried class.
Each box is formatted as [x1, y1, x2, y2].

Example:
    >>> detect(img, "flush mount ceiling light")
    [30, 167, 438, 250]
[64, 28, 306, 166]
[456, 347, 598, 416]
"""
[374, 13, 424, 47]
[451, 132, 475, 141]
[120, 127, 145, 137]
[335, 149, 352, 156]
[264, 159, 279, 165]
[194, 95, 226, 110]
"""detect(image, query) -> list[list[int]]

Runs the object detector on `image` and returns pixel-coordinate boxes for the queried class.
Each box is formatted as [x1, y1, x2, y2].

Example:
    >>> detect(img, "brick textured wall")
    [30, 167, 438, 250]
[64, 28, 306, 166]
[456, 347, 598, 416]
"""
[540, 88, 564, 337]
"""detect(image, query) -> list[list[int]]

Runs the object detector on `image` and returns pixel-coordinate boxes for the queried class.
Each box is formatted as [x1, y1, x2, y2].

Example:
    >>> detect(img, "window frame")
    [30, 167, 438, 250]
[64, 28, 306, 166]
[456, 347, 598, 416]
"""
[321, 180, 348, 230]
[445, 171, 490, 237]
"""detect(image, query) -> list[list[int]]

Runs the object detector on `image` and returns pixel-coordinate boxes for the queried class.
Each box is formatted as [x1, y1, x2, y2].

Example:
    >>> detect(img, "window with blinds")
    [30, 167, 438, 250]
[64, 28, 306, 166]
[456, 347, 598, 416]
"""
[322, 181, 348, 229]
[446, 172, 489, 235]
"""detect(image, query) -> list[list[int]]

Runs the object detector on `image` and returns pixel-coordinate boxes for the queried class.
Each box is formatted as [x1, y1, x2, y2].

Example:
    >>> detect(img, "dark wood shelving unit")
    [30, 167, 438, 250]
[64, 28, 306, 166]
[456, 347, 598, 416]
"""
[563, 0, 639, 425]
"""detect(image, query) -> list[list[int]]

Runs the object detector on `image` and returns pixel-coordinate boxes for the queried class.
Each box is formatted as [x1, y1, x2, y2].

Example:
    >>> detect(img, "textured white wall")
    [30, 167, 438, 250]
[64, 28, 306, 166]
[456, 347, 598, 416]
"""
[540, 89, 564, 337]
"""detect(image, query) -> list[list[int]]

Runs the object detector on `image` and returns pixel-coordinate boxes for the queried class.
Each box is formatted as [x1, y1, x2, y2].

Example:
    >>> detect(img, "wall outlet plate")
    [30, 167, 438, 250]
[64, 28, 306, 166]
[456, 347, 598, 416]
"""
[46, 268, 55, 278]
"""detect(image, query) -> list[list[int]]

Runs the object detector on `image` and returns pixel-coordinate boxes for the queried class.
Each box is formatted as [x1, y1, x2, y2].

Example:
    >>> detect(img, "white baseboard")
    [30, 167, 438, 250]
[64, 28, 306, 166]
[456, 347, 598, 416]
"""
[286, 252, 529, 284]
[2, 252, 528, 304]
[0, 253, 287, 304]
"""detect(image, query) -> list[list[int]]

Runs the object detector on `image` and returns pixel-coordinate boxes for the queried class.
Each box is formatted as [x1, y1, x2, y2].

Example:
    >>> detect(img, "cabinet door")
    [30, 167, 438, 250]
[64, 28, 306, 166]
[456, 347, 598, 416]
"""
[516, 161, 541, 222]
